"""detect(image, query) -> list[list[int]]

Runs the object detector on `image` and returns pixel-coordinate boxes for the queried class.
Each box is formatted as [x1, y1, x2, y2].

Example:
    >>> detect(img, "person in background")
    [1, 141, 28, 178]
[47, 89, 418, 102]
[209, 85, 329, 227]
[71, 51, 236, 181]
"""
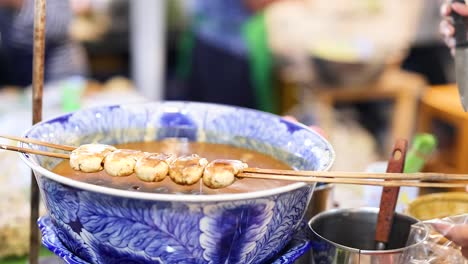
[0, 0, 88, 87]
[440, 0, 468, 55]
[173, 0, 283, 113]
[439, 1, 468, 259]
[402, 0, 454, 85]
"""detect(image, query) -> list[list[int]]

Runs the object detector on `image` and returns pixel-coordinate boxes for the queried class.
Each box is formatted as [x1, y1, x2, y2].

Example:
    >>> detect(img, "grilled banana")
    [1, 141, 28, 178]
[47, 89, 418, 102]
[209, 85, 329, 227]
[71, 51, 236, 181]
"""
[203, 159, 248, 189]
[70, 144, 116, 173]
[169, 154, 208, 185]
[135, 153, 176, 182]
[104, 149, 145, 177]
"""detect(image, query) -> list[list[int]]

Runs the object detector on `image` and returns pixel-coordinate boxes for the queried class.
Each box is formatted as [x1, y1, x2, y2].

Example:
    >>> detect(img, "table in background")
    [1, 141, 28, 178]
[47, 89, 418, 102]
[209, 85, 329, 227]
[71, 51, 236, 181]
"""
[314, 69, 427, 153]
[417, 84, 468, 195]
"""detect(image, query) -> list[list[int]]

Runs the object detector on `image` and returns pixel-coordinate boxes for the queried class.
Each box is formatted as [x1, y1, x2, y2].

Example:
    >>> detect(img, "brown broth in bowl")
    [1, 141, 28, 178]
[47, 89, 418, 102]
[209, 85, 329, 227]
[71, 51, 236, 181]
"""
[52, 139, 293, 194]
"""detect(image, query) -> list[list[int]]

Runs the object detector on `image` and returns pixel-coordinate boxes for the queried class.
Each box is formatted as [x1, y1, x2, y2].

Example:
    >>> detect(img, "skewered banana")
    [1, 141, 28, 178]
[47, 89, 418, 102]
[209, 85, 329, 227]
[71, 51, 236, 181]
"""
[135, 153, 176, 182]
[69, 144, 248, 188]
[169, 154, 208, 185]
[203, 159, 248, 189]
[104, 149, 145, 177]
[70, 144, 116, 173]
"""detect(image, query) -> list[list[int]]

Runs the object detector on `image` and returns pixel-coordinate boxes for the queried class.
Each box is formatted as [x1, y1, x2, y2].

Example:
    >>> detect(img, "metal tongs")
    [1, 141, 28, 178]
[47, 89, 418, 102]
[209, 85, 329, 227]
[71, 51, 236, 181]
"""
[453, 0, 468, 111]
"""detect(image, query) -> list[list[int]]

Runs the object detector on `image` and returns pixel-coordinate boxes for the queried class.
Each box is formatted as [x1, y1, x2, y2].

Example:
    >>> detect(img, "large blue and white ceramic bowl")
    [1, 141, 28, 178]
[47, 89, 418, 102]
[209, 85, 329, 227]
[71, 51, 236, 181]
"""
[38, 216, 312, 264]
[20, 102, 334, 264]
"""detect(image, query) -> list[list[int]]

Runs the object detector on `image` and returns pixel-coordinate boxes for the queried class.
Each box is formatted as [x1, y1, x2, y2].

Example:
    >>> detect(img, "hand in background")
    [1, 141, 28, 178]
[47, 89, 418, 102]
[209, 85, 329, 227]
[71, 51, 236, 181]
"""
[432, 222, 468, 259]
[282, 116, 326, 138]
[431, 185, 468, 259]
[70, 0, 92, 15]
[0, 0, 22, 9]
[440, 1, 468, 55]
[420, 4, 468, 254]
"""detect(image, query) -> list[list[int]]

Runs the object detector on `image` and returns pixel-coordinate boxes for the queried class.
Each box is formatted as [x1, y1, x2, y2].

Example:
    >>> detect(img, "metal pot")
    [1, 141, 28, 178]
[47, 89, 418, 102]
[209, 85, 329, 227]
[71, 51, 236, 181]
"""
[307, 207, 428, 264]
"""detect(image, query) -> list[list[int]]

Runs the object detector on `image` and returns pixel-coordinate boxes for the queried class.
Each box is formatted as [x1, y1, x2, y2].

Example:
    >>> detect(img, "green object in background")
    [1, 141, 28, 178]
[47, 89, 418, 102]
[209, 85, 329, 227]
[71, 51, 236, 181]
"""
[62, 76, 85, 112]
[175, 27, 194, 81]
[242, 12, 279, 114]
[404, 134, 438, 173]
[175, 12, 279, 113]
[0, 247, 54, 264]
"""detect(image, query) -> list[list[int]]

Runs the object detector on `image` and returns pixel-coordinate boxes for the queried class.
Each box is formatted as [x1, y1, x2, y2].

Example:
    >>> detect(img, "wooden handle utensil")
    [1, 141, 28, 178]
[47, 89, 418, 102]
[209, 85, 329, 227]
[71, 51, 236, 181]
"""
[375, 139, 408, 250]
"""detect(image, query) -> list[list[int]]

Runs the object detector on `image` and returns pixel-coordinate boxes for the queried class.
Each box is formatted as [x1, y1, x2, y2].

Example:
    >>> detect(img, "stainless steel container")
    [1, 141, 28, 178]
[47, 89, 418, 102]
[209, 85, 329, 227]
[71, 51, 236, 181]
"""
[307, 207, 428, 264]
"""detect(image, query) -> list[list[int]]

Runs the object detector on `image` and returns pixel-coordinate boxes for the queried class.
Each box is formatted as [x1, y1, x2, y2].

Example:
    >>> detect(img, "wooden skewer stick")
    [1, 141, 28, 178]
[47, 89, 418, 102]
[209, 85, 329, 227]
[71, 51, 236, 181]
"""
[2, 133, 465, 183]
[0, 144, 70, 159]
[0, 134, 76, 151]
[238, 173, 468, 189]
[0, 132, 465, 188]
[243, 168, 468, 182]
[0, 139, 463, 188]
[0, 138, 466, 185]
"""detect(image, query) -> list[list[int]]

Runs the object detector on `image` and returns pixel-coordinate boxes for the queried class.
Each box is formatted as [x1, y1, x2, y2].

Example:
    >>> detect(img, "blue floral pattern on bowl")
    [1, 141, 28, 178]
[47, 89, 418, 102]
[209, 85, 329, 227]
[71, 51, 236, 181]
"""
[39, 216, 311, 264]
[21, 102, 334, 264]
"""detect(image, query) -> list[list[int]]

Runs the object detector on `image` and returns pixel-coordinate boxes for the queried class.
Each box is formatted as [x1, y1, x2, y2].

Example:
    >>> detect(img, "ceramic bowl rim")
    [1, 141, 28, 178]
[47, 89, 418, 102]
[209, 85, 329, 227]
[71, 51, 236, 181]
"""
[19, 101, 335, 202]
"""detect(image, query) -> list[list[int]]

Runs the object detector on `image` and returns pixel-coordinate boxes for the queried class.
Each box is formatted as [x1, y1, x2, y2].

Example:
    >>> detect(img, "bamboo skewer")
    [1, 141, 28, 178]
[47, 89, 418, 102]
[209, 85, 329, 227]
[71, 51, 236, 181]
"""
[0, 134, 75, 151]
[238, 173, 468, 189]
[2, 135, 467, 188]
[0, 144, 70, 159]
[1, 145, 463, 188]
[243, 168, 468, 182]
[0, 135, 468, 188]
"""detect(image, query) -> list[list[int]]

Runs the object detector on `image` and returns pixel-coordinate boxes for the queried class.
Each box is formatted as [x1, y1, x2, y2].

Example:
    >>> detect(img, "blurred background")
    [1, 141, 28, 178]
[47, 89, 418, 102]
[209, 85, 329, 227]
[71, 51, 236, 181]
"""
[2, 0, 467, 261]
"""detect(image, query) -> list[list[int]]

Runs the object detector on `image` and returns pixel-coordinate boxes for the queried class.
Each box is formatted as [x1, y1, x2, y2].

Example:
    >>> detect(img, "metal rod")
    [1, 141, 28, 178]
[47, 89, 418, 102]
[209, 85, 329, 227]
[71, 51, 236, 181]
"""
[30, 0, 47, 263]
[130, 0, 166, 100]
